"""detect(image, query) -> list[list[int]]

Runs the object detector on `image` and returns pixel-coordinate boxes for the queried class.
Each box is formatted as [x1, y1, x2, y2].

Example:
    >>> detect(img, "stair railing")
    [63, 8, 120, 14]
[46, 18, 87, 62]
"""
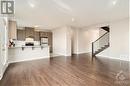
[92, 32, 109, 57]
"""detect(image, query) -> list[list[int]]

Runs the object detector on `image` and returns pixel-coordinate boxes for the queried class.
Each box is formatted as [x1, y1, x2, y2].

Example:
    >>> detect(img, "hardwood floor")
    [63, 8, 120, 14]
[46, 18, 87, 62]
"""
[0, 54, 129, 86]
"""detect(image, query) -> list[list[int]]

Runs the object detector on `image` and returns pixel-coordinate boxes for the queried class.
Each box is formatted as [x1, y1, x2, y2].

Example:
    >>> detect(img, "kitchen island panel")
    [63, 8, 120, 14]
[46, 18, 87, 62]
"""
[8, 46, 50, 63]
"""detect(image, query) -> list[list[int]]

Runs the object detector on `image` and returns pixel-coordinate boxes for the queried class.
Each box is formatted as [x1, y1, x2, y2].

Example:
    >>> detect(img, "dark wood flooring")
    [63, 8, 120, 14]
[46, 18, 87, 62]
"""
[0, 54, 130, 86]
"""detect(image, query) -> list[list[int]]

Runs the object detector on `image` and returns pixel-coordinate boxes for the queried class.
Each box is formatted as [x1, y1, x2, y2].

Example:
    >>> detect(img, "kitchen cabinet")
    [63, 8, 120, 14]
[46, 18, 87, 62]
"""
[25, 27, 34, 38]
[34, 31, 40, 41]
[48, 32, 53, 52]
[40, 32, 52, 52]
[17, 29, 25, 41]
[8, 20, 17, 39]
[17, 28, 53, 52]
[39, 32, 48, 37]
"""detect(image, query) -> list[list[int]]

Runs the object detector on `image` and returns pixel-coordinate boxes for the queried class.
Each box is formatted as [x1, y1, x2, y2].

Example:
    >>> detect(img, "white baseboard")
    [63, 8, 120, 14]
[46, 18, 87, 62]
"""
[0, 63, 9, 80]
[72, 52, 90, 55]
[96, 55, 130, 62]
[51, 53, 72, 57]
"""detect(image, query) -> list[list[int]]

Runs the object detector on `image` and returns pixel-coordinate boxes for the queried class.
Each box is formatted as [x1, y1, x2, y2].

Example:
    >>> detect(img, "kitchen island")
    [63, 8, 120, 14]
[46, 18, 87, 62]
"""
[8, 45, 50, 63]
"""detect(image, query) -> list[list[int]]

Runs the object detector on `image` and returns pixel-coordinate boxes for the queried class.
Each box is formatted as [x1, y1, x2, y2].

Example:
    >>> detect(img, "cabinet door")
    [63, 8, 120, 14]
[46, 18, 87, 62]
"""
[48, 32, 53, 52]
[34, 31, 40, 41]
[39, 31, 52, 52]
[25, 27, 34, 38]
[17, 29, 25, 41]
[40, 32, 48, 37]
[8, 21, 17, 39]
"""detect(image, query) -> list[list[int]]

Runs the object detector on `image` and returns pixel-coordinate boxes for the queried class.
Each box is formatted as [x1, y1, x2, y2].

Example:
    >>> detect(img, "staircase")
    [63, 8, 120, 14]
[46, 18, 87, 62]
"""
[92, 26, 110, 57]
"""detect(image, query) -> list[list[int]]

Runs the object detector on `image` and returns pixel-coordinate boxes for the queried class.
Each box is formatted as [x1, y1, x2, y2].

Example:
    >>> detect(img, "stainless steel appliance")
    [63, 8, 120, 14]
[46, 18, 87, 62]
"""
[40, 37, 48, 46]
[25, 37, 34, 46]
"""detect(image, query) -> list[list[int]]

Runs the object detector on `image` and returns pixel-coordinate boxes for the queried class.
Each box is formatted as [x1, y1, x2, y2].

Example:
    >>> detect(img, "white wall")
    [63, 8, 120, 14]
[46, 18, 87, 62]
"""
[129, 18, 130, 61]
[0, 17, 9, 80]
[71, 27, 80, 54]
[79, 28, 99, 53]
[98, 18, 129, 61]
[71, 27, 99, 54]
[72, 18, 129, 61]
[52, 26, 72, 56]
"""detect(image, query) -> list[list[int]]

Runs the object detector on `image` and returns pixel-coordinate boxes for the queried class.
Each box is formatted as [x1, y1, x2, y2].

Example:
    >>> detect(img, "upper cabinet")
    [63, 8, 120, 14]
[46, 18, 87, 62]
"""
[48, 32, 53, 52]
[39, 32, 48, 37]
[25, 27, 34, 38]
[8, 21, 17, 39]
[39, 32, 53, 52]
[34, 31, 40, 41]
[17, 29, 25, 41]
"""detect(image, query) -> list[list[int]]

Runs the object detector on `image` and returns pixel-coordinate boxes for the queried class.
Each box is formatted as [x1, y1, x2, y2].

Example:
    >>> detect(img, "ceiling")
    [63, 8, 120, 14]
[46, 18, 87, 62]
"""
[15, 0, 129, 29]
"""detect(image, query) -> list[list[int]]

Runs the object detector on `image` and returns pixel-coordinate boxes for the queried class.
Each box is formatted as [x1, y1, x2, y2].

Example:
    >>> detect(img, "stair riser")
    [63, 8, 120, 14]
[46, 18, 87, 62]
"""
[93, 46, 109, 56]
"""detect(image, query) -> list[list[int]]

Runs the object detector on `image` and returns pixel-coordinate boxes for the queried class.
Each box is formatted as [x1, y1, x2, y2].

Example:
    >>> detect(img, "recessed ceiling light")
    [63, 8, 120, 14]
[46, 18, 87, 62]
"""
[29, 3, 35, 8]
[35, 25, 39, 27]
[71, 18, 75, 22]
[112, 0, 117, 5]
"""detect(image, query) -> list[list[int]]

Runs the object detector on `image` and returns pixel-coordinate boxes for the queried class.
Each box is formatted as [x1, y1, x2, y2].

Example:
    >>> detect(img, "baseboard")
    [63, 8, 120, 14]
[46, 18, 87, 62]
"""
[0, 63, 9, 80]
[72, 52, 90, 55]
[96, 55, 130, 62]
[51, 53, 72, 57]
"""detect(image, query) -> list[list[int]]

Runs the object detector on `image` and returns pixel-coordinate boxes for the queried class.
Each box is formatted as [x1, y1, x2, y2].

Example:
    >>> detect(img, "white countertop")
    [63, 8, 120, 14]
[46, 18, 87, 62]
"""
[8, 45, 49, 49]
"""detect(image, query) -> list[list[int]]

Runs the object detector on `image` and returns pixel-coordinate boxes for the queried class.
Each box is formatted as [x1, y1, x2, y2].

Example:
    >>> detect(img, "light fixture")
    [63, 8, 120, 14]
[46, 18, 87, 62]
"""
[29, 3, 35, 8]
[112, 0, 117, 5]
[35, 25, 38, 27]
[71, 18, 75, 22]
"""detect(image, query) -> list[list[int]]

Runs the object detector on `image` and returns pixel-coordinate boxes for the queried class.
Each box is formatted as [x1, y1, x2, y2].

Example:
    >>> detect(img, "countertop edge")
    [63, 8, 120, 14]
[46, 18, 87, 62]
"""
[8, 46, 49, 49]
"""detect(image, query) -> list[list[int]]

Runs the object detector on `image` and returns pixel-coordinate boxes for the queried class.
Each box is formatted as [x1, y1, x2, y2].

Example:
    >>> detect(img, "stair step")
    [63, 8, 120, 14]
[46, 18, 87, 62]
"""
[101, 46, 107, 49]
[94, 44, 109, 55]
[101, 26, 109, 32]
[104, 45, 109, 47]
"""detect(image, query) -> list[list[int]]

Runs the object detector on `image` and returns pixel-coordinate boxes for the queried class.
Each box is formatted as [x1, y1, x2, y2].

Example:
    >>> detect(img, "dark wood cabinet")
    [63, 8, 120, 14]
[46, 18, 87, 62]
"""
[34, 31, 40, 41]
[17, 28, 52, 52]
[39, 32, 48, 37]
[39, 32, 53, 52]
[25, 27, 34, 38]
[48, 32, 53, 52]
[17, 29, 25, 41]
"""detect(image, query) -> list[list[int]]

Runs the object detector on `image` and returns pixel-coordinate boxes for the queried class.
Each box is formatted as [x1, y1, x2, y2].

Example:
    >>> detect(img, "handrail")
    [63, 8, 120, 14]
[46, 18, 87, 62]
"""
[92, 28, 110, 58]
[93, 32, 109, 43]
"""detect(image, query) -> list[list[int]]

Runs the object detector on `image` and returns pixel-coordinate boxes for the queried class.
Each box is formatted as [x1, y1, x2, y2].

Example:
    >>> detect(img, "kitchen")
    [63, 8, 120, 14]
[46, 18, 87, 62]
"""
[8, 20, 52, 63]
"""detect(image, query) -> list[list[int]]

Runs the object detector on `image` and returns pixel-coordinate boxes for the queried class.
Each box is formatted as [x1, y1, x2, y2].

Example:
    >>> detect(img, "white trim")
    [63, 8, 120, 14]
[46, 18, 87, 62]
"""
[96, 55, 130, 62]
[73, 52, 90, 55]
[0, 63, 9, 80]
